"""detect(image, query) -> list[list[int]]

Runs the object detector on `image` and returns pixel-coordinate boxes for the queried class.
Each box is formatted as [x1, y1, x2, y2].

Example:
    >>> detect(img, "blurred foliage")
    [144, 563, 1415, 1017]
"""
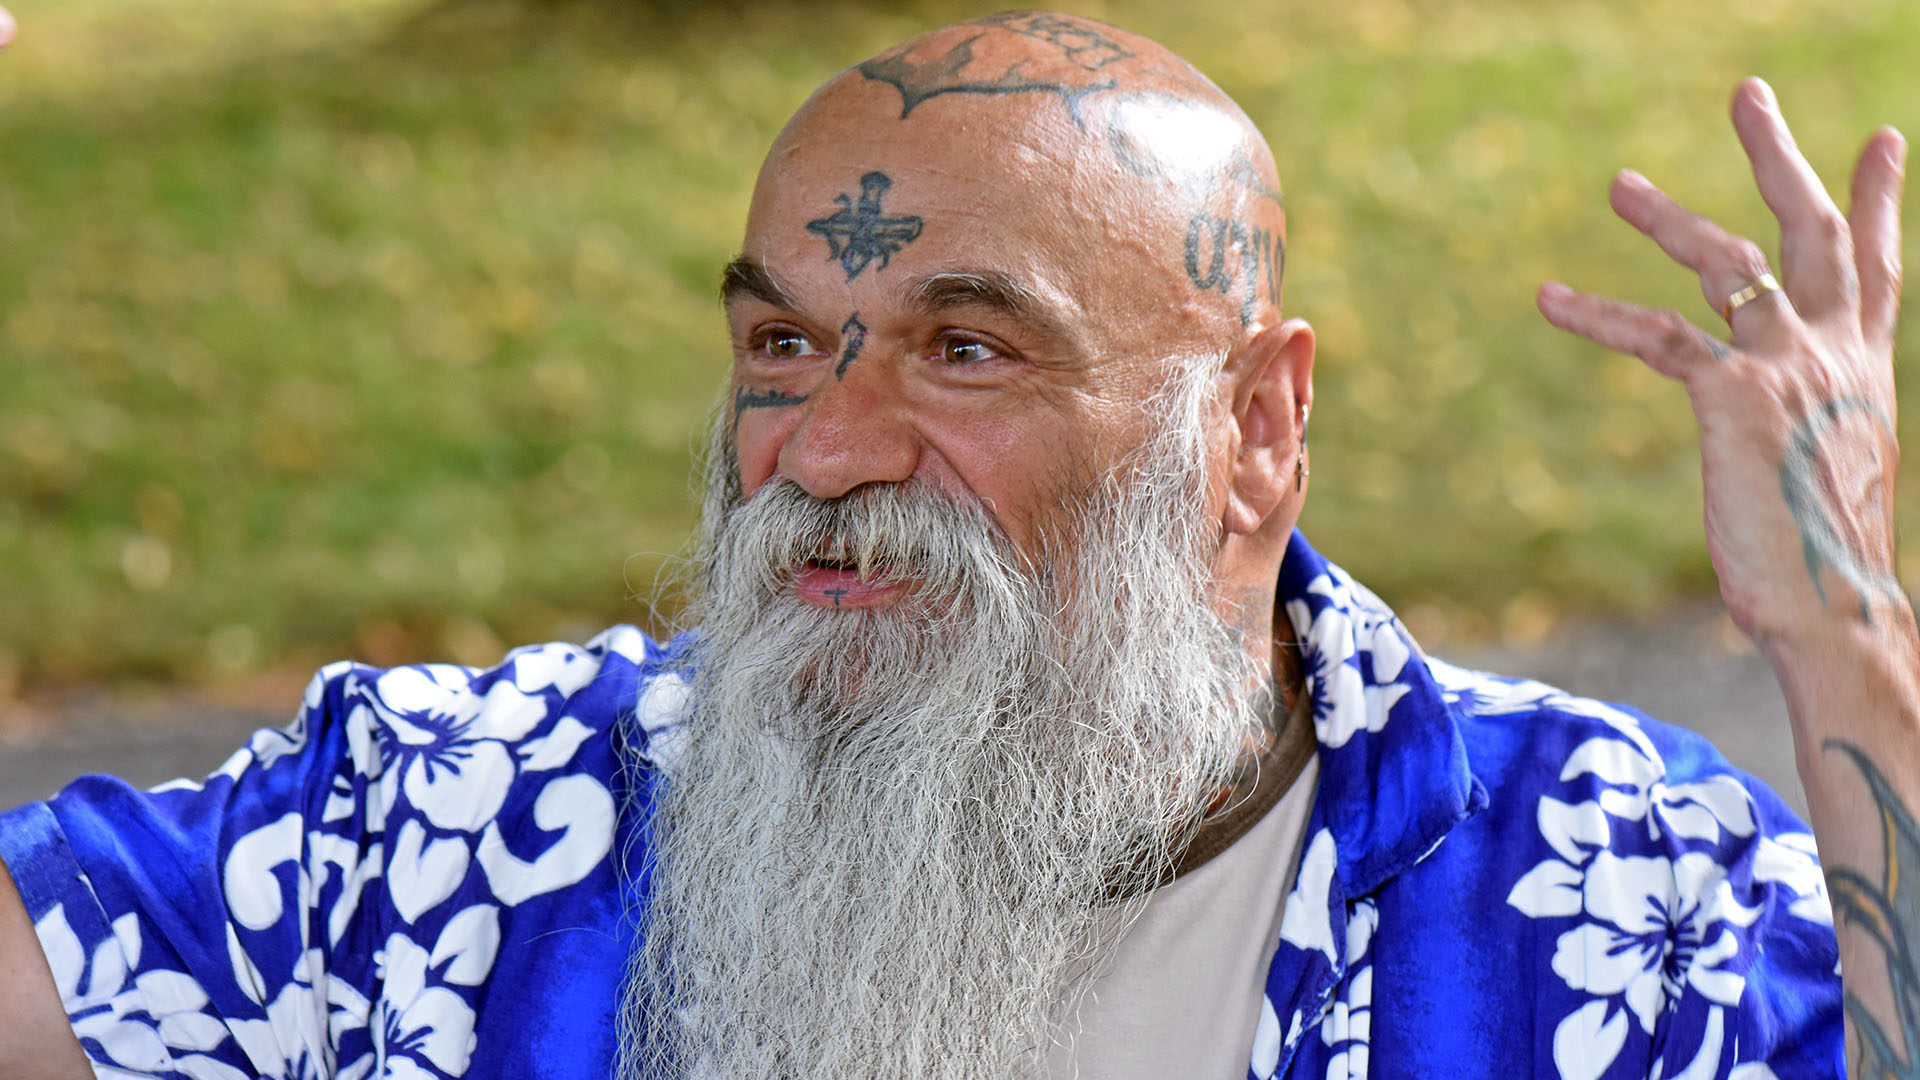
[0, 0, 1917, 689]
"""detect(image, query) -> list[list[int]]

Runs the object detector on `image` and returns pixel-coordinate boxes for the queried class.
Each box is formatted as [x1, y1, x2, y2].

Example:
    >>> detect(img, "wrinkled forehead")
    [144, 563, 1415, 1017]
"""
[739, 13, 1286, 337]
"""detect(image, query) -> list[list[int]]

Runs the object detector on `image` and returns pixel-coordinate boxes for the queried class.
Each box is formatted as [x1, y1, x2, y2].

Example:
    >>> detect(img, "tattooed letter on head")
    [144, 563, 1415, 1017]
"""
[1185, 210, 1285, 327]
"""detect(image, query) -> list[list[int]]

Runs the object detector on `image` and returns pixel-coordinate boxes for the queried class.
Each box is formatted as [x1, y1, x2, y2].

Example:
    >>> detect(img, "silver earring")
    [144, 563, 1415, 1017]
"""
[1295, 407, 1310, 492]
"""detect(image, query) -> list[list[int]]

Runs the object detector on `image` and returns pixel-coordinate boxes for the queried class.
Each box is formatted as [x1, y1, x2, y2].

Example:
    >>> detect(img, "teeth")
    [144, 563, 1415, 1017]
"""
[810, 539, 855, 572]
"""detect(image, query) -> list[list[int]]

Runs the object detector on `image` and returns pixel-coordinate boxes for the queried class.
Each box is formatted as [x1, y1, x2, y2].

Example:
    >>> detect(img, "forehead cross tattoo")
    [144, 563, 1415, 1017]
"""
[806, 172, 924, 282]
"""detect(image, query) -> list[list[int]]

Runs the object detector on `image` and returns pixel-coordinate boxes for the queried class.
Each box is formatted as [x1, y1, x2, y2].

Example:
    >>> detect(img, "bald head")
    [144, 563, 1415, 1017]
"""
[738, 13, 1287, 353]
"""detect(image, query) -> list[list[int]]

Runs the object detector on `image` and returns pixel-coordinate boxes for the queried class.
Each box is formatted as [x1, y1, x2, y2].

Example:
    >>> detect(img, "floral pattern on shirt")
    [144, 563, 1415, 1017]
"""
[2, 627, 663, 1079]
[0, 533, 1842, 1078]
[1245, 539, 1839, 1079]
[1460, 664, 1833, 1080]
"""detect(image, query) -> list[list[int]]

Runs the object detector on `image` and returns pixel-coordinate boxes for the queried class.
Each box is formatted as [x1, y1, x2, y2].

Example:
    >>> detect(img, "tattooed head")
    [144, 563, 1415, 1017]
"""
[626, 13, 1317, 1078]
[718, 10, 1308, 561]
[744, 11, 1289, 355]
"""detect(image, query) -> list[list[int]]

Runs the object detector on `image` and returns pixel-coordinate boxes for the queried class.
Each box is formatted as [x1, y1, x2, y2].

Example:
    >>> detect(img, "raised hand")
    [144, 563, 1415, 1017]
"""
[1541, 78, 1920, 1073]
[1538, 78, 1905, 644]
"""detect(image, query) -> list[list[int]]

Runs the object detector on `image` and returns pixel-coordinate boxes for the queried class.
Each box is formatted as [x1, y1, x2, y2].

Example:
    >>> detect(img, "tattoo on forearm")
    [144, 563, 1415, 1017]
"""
[807, 172, 924, 282]
[733, 387, 809, 429]
[1185, 210, 1285, 325]
[1777, 396, 1903, 623]
[1824, 739, 1920, 1077]
[836, 314, 867, 378]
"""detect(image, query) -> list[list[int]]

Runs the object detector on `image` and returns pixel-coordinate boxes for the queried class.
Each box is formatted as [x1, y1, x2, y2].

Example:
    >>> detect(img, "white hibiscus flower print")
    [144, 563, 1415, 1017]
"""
[368, 666, 546, 833]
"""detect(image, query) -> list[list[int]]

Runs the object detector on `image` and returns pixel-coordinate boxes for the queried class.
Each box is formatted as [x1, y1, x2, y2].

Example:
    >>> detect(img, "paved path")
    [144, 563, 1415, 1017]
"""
[0, 601, 1807, 818]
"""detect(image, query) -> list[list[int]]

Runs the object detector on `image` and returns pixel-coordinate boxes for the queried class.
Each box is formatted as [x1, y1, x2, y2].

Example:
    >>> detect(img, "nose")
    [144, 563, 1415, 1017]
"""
[776, 366, 920, 500]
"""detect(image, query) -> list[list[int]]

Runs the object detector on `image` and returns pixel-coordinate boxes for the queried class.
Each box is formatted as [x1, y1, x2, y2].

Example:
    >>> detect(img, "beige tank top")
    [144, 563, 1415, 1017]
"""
[1047, 692, 1321, 1079]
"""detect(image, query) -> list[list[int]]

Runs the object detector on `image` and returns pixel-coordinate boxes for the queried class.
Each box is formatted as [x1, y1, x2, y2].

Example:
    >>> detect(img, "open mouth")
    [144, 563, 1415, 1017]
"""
[793, 553, 907, 609]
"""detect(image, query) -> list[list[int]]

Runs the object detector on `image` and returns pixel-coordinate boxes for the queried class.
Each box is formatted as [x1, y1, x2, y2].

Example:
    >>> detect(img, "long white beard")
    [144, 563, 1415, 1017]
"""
[619, 365, 1269, 1079]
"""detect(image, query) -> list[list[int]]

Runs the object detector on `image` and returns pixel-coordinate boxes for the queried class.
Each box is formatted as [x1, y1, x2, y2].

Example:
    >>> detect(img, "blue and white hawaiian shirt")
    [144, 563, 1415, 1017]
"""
[0, 532, 1842, 1079]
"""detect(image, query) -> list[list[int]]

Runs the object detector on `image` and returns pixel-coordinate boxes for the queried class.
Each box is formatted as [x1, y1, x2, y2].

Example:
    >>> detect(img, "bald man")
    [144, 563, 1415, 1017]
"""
[5, 11, 1918, 1080]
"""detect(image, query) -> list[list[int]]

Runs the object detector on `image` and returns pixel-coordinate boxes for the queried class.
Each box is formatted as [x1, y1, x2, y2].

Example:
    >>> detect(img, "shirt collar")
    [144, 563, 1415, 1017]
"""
[1278, 529, 1489, 897]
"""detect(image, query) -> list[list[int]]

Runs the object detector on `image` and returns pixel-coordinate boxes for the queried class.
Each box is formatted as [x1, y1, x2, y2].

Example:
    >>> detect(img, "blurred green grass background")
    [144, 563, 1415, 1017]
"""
[1, 0, 1917, 691]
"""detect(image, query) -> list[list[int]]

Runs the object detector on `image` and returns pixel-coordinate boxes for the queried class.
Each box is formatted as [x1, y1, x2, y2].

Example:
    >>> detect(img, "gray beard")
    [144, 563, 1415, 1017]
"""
[619, 365, 1269, 1079]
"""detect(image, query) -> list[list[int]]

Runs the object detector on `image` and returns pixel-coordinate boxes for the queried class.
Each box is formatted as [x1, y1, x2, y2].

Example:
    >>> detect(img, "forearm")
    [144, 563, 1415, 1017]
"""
[1764, 601, 1920, 1071]
[0, 857, 92, 1080]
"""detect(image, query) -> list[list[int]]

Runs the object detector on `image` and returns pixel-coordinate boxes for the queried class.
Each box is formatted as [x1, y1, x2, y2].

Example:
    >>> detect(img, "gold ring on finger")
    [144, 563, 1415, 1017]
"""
[1720, 272, 1783, 322]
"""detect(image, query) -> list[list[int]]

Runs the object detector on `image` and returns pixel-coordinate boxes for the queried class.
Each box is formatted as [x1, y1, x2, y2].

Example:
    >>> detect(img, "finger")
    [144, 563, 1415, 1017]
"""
[1731, 78, 1855, 319]
[1849, 127, 1907, 353]
[0, 8, 14, 50]
[1537, 282, 1725, 382]
[1609, 169, 1790, 336]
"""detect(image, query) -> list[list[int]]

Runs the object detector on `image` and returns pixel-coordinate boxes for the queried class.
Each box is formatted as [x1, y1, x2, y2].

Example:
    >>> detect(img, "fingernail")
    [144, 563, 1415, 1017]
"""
[1752, 77, 1777, 108]
[1618, 169, 1651, 189]
[1539, 281, 1572, 302]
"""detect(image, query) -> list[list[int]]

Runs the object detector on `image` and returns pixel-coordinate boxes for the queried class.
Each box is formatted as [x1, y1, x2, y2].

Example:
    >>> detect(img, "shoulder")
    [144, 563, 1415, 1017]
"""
[1426, 655, 1798, 831]
[293, 625, 694, 785]
[1424, 656, 1823, 899]
[253, 625, 698, 861]
[1395, 658, 1841, 1075]
[0, 628, 694, 1080]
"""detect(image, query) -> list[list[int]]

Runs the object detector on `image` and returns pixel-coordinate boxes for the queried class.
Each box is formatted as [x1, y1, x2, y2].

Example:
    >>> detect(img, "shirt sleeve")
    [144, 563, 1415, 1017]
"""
[1520, 709, 1844, 1080]
[1488, 689, 1845, 1080]
[1642, 757, 1844, 1080]
[0, 632, 645, 1080]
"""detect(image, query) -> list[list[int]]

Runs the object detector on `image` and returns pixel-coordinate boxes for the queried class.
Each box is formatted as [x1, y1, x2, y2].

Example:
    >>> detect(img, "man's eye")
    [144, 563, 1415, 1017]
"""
[941, 339, 999, 365]
[765, 332, 815, 359]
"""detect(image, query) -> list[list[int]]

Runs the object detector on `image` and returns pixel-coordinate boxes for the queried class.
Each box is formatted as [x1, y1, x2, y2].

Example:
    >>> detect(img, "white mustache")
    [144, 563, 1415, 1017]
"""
[710, 477, 1025, 599]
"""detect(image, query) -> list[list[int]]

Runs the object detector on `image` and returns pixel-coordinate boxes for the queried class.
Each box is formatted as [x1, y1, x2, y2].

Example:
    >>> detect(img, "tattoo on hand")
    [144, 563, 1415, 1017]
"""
[836, 314, 867, 378]
[1824, 739, 1920, 1077]
[1777, 396, 1903, 623]
[807, 172, 923, 282]
[1185, 210, 1285, 324]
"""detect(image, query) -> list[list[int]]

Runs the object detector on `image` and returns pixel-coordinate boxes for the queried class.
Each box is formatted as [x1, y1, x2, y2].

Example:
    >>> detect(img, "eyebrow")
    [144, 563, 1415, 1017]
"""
[905, 269, 1057, 324]
[719, 256, 799, 309]
[720, 260, 1076, 342]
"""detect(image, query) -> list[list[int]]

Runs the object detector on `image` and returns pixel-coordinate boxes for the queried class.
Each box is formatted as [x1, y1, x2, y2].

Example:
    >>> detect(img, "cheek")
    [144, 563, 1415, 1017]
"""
[925, 412, 1099, 546]
[733, 412, 798, 497]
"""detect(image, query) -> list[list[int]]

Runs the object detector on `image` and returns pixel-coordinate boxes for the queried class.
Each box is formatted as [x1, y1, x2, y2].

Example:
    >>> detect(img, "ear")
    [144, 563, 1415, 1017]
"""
[1222, 318, 1315, 537]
